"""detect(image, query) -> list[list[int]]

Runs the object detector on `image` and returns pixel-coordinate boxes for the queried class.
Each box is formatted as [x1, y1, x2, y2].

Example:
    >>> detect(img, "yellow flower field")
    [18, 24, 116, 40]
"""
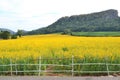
[1, 34, 120, 75]
[0, 34, 120, 61]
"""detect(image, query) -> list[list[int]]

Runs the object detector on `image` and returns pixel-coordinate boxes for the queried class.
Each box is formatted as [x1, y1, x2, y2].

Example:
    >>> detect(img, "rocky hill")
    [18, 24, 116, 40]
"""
[27, 9, 120, 35]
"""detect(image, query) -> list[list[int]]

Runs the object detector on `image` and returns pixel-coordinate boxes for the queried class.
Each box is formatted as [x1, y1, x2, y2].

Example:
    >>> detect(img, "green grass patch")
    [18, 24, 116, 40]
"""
[72, 32, 120, 37]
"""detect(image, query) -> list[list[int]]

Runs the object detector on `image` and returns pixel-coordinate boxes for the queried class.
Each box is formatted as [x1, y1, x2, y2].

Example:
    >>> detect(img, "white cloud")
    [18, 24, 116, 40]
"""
[0, 0, 120, 31]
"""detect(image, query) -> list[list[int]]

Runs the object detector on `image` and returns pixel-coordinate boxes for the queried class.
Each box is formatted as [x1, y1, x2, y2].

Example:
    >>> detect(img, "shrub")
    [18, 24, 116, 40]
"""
[11, 35, 18, 39]
[0, 31, 11, 39]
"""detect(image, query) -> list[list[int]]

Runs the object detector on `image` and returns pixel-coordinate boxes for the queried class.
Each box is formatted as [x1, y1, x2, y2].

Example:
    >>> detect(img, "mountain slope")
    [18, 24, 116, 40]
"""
[27, 9, 120, 35]
[0, 28, 15, 34]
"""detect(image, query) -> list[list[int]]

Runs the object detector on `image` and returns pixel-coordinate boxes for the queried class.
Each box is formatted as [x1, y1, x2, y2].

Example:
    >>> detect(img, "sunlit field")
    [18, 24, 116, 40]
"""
[0, 34, 120, 60]
[0, 34, 120, 75]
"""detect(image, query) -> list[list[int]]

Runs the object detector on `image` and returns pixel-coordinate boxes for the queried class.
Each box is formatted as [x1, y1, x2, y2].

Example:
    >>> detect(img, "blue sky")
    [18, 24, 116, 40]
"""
[0, 0, 120, 31]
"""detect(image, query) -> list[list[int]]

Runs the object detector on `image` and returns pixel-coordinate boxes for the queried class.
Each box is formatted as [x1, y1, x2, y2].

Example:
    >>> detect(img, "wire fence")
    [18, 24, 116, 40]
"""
[0, 56, 120, 76]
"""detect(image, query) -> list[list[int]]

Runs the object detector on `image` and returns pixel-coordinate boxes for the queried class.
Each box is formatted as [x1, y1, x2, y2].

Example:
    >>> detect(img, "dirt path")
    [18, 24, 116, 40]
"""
[0, 76, 120, 80]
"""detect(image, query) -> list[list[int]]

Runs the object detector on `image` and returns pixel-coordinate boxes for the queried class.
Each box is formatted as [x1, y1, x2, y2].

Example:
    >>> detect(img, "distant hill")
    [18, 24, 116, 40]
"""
[20, 30, 28, 34]
[27, 9, 120, 35]
[0, 28, 15, 34]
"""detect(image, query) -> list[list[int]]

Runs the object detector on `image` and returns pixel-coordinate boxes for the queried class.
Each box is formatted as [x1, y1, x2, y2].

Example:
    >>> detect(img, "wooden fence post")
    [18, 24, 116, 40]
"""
[10, 59, 12, 76]
[105, 57, 110, 76]
[38, 56, 41, 76]
[15, 58, 17, 75]
[72, 55, 74, 77]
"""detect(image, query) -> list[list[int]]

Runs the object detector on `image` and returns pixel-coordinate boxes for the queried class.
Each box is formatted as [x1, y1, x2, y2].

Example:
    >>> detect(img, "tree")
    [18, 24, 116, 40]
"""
[0, 31, 11, 39]
[62, 29, 72, 35]
[17, 30, 23, 37]
[11, 35, 17, 39]
[0, 31, 2, 38]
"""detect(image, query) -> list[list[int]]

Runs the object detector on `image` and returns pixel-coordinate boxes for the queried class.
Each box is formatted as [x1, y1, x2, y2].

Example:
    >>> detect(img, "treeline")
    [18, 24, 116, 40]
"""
[0, 30, 23, 40]
[27, 9, 120, 35]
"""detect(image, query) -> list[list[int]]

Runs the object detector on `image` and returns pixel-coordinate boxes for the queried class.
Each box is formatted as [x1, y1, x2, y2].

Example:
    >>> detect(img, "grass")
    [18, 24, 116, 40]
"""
[72, 32, 120, 37]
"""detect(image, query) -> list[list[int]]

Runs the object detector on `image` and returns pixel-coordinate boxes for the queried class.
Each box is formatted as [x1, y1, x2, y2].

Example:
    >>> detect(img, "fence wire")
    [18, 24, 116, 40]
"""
[0, 56, 120, 76]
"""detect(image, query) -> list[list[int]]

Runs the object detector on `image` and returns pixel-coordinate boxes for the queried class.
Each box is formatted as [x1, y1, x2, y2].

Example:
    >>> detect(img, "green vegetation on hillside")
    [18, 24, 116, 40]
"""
[27, 9, 120, 35]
